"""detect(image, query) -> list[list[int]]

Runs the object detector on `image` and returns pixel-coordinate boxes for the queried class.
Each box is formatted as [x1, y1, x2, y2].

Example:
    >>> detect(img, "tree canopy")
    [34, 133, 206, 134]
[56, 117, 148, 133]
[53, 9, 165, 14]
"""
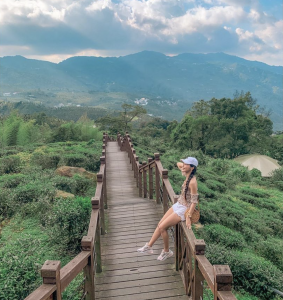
[171, 92, 273, 158]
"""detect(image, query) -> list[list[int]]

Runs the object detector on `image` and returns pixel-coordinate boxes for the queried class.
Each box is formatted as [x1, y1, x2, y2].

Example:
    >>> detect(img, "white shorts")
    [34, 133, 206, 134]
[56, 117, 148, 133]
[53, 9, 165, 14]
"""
[172, 202, 188, 221]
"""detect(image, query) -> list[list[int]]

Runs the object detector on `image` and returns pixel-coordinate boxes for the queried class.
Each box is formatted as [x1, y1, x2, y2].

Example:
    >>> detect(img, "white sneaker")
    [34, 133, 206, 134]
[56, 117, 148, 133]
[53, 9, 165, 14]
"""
[157, 249, 173, 261]
[137, 243, 154, 254]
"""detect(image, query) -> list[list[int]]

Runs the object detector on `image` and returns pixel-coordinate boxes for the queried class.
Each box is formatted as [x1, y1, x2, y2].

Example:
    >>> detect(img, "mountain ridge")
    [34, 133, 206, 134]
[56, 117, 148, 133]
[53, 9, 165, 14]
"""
[0, 51, 282, 129]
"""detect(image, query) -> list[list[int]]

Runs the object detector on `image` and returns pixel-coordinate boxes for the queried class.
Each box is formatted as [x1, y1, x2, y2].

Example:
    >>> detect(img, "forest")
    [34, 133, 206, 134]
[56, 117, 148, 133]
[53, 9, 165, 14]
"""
[0, 92, 282, 300]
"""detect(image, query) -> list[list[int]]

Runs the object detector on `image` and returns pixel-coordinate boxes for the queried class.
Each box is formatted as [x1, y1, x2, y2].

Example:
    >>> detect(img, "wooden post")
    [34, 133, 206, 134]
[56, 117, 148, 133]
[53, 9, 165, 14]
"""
[142, 161, 147, 198]
[136, 156, 139, 187]
[132, 149, 136, 171]
[154, 153, 160, 204]
[162, 169, 168, 214]
[101, 156, 107, 209]
[95, 218, 102, 273]
[41, 261, 61, 300]
[139, 167, 142, 197]
[192, 240, 206, 300]
[175, 223, 179, 271]
[81, 236, 95, 300]
[213, 265, 233, 300]
[148, 158, 153, 199]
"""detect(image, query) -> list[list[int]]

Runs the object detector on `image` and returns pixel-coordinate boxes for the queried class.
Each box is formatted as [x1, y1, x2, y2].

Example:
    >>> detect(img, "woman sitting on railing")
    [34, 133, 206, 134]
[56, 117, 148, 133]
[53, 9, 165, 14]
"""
[137, 157, 199, 261]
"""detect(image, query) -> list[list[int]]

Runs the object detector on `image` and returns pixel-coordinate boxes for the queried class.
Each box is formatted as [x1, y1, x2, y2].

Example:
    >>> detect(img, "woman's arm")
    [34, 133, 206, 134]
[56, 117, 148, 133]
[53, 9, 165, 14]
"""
[177, 162, 183, 170]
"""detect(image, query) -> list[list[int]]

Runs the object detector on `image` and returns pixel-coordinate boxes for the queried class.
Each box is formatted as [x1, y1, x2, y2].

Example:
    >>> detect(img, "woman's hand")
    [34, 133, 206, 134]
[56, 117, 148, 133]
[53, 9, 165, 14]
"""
[186, 216, 192, 229]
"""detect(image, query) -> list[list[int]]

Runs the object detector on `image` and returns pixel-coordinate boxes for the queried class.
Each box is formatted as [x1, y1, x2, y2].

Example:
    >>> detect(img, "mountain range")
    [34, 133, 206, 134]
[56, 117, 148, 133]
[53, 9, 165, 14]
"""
[0, 51, 282, 129]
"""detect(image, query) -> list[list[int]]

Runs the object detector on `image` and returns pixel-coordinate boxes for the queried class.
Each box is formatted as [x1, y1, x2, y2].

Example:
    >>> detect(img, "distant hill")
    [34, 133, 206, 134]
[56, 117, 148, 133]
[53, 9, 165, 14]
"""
[0, 51, 282, 129]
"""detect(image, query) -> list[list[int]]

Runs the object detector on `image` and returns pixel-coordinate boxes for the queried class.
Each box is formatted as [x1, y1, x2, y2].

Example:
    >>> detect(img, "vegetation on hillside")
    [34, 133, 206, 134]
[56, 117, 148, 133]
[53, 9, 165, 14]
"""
[0, 93, 282, 299]
[0, 116, 103, 299]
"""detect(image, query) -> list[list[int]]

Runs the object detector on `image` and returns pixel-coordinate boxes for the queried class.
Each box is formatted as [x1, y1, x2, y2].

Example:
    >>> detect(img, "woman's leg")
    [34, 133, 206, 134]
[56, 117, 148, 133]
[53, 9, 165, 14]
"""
[148, 207, 174, 247]
[158, 212, 181, 252]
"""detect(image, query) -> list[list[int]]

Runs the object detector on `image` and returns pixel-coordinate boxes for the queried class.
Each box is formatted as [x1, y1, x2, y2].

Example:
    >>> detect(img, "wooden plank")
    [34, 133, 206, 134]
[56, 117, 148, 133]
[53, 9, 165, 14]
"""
[96, 281, 184, 298]
[24, 284, 56, 300]
[218, 291, 237, 300]
[95, 275, 181, 291]
[196, 255, 214, 291]
[60, 251, 90, 291]
[95, 288, 187, 300]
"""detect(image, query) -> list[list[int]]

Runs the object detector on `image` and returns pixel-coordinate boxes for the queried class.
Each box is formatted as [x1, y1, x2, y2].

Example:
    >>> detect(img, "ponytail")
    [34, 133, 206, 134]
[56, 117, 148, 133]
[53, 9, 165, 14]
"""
[184, 165, 197, 200]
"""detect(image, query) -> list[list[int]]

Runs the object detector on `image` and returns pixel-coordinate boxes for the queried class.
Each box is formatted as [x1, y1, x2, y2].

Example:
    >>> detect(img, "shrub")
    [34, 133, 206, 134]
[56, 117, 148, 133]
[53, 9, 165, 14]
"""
[46, 197, 91, 255]
[239, 187, 270, 198]
[202, 224, 246, 250]
[198, 181, 216, 198]
[205, 179, 227, 193]
[0, 155, 21, 174]
[206, 243, 283, 299]
[0, 173, 26, 188]
[11, 182, 56, 203]
[250, 168, 262, 178]
[255, 237, 283, 270]
[31, 152, 61, 169]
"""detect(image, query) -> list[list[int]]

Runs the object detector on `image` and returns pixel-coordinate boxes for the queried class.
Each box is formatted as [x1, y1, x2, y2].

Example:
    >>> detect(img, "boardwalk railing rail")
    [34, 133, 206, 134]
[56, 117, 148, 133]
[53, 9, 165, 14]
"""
[119, 132, 237, 300]
[25, 133, 109, 300]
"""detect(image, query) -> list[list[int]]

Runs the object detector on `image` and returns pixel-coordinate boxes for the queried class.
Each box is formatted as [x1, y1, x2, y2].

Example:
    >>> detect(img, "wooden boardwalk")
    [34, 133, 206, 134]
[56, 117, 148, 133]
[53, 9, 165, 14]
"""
[95, 142, 188, 300]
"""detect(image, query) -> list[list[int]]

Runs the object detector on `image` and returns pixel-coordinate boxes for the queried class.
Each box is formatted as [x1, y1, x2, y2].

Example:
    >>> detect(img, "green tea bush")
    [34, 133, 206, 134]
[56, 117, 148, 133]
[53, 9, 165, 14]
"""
[0, 155, 21, 175]
[58, 153, 87, 168]
[227, 166, 251, 182]
[8, 181, 56, 205]
[239, 187, 270, 198]
[202, 224, 246, 249]
[206, 243, 283, 299]
[234, 192, 278, 211]
[198, 181, 216, 198]
[250, 168, 262, 178]
[270, 168, 283, 190]
[0, 173, 26, 188]
[31, 152, 61, 169]
[46, 197, 91, 255]
[256, 237, 283, 270]
[205, 179, 227, 193]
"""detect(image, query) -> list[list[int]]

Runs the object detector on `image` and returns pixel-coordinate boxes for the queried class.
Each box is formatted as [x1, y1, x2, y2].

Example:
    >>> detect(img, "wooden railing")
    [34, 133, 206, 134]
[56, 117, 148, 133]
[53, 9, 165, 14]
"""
[25, 133, 109, 300]
[118, 132, 237, 300]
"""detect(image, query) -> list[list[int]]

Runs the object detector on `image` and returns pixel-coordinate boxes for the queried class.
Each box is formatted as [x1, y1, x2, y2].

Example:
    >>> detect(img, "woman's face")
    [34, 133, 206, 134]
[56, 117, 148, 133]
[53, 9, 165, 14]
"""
[181, 163, 194, 174]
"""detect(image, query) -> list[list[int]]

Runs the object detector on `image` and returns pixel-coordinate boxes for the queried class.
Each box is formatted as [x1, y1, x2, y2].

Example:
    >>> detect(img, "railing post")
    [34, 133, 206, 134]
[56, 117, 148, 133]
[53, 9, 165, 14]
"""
[132, 149, 136, 171]
[142, 161, 147, 198]
[41, 261, 61, 300]
[148, 158, 153, 199]
[174, 195, 180, 271]
[100, 155, 107, 210]
[81, 237, 95, 300]
[192, 240, 206, 300]
[95, 217, 102, 273]
[139, 166, 142, 197]
[162, 169, 168, 214]
[154, 153, 160, 204]
[136, 156, 139, 187]
[96, 173, 105, 235]
[213, 265, 233, 300]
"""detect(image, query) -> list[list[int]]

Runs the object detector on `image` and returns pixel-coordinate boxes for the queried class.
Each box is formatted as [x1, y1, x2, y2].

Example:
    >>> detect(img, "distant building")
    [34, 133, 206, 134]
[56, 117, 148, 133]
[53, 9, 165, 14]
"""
[3, 93, 11, 96]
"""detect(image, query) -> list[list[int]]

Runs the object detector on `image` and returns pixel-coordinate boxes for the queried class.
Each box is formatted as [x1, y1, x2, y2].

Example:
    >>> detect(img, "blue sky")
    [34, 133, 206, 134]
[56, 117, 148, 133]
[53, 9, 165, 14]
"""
[0, 0, 282, 65]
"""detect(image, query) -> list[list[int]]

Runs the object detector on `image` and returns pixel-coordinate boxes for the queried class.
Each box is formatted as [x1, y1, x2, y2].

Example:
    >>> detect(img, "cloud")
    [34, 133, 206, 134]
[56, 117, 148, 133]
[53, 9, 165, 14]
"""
[0, 0, 282, 65]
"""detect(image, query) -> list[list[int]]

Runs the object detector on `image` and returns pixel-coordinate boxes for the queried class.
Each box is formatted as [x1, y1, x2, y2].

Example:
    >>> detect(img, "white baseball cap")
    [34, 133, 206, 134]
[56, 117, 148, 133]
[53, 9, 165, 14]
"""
[181, 157, 198, 167]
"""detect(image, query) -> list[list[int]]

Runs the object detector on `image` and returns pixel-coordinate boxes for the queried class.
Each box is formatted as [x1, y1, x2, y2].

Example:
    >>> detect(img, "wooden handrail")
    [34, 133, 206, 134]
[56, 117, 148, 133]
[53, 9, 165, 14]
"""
[25, 133, 110, 300]
[121, 132, 237, 300]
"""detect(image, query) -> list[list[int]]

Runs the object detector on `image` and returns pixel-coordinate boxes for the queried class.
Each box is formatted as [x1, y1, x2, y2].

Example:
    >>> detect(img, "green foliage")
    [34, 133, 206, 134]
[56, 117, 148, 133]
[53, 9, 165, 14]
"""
[270, 168, 283, 190]
[0, 155, 21, 175]
[206, 243, 283, 299]
[201, 224, 246, 250]
[46, 197, 91, 255]
[171, 92, 273, 159]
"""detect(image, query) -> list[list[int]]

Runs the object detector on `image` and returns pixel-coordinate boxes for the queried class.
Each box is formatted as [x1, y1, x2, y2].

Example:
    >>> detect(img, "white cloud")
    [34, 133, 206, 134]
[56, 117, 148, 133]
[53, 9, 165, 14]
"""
[0, 0, 282, 65]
